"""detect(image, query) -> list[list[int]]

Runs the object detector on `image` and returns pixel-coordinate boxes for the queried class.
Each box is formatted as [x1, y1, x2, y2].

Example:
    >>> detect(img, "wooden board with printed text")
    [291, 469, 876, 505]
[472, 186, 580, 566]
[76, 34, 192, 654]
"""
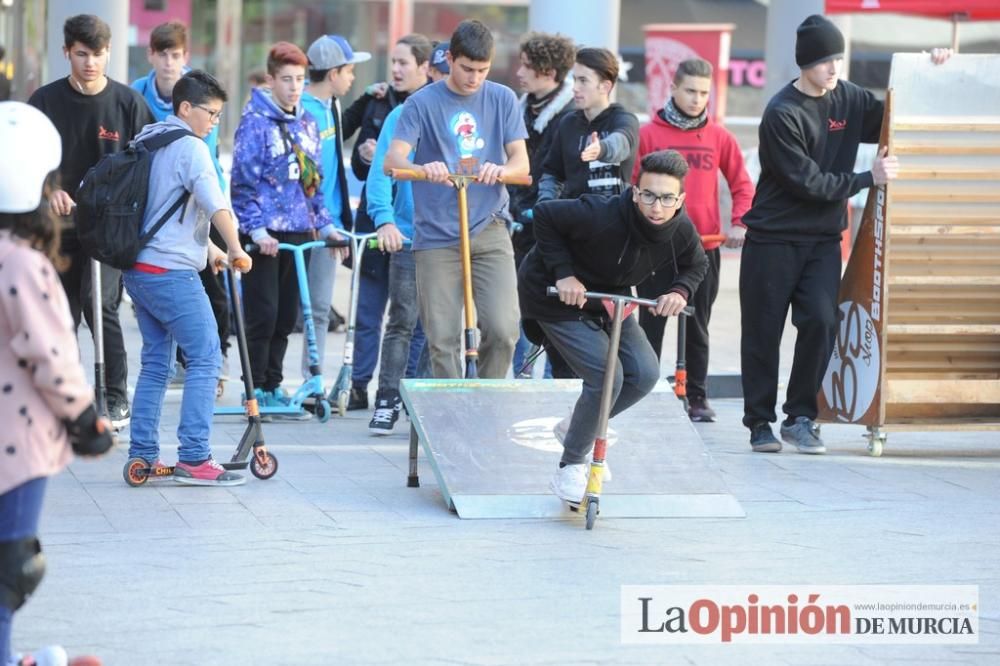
[818, 54, 1000, 435]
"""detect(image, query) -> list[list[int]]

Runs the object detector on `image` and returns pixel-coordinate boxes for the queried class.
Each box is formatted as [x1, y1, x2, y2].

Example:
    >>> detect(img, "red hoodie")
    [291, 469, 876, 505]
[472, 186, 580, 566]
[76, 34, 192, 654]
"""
[632, 111, 754, 251]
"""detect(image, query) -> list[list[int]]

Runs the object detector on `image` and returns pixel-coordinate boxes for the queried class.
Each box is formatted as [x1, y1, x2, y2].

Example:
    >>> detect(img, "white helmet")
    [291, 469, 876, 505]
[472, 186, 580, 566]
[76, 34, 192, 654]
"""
[0, 102, 62, 214]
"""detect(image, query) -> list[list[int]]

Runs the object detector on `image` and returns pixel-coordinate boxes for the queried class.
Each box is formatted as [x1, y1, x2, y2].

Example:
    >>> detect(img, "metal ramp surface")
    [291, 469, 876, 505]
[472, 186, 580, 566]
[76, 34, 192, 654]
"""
[400, 379, 744, 519]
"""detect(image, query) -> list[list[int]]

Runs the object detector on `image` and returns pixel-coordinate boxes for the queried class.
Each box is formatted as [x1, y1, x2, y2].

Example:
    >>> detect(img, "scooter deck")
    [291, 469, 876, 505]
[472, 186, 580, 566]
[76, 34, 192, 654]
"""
[400, 379, 744, 520]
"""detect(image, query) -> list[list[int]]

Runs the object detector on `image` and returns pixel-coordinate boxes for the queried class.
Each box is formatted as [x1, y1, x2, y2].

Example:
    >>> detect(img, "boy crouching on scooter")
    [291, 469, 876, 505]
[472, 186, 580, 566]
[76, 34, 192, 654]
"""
[124, 71, 253, 486]
[517, 150, 708, 502]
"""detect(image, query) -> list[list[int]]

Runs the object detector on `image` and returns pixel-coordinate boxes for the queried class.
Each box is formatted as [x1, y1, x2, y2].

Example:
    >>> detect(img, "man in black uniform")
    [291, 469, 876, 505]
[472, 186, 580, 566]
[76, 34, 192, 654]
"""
[740, 14, 950, 454]
[28, 14, 154, 429]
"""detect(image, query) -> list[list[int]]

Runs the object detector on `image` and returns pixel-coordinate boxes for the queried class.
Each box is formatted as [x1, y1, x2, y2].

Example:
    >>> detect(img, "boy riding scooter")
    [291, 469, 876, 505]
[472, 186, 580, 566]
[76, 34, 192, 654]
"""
[517, 150, 707, 503]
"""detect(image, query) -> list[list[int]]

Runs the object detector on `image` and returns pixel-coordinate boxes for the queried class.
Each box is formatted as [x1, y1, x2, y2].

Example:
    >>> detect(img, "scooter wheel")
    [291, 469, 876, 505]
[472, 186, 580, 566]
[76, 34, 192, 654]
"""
[124, 457, 149, 487]
[315, 399, 331, 423]
[585, 501, 598, 530]
[336, 390, 349, 417]
[250, 451, 279, 480]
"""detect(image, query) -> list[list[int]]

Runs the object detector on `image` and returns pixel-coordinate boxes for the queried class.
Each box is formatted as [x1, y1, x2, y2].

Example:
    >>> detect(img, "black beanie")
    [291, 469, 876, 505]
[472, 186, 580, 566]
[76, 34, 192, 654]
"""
[795, 14, 845, 68]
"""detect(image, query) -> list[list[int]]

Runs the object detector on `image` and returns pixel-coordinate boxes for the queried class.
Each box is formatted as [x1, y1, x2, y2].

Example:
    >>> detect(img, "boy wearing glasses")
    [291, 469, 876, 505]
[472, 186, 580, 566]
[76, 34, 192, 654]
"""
[124, 70, 253, 485]
[632, 58, 755, 423]
[133, 20, 233, 395]
[518, 150, 707, 502]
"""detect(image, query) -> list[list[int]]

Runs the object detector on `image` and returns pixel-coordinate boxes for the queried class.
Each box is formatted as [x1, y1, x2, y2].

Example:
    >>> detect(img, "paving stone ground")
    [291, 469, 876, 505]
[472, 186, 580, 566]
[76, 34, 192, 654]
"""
[13, 254, 999, 665]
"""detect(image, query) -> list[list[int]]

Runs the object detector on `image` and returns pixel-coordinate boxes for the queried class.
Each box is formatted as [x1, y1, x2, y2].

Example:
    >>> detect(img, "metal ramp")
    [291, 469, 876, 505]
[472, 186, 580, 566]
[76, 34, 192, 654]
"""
[400, 379, 744, 519]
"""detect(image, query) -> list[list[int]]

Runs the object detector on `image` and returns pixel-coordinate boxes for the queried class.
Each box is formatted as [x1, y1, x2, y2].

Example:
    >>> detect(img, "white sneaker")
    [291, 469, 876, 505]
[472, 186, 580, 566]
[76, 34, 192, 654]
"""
[549, 463, 588, 503]
[552, 415, 612, 482]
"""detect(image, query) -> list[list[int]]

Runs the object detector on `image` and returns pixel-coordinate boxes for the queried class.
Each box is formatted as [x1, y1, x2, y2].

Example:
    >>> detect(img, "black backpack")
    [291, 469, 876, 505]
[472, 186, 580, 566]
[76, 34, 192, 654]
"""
[75, 129, 194, 269]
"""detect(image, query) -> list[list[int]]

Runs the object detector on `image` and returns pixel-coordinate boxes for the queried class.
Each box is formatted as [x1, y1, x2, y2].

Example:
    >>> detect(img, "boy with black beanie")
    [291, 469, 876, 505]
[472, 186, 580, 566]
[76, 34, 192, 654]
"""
[739, 14, 950, 455]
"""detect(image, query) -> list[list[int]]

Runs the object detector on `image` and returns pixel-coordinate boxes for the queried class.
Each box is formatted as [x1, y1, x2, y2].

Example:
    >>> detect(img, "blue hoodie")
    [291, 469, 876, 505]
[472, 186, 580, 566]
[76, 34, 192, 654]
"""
[366, 104, 413, 239]
[132, 69, 226, 191]
[231, 87, 334, 239]
[301, 90, 351, 230]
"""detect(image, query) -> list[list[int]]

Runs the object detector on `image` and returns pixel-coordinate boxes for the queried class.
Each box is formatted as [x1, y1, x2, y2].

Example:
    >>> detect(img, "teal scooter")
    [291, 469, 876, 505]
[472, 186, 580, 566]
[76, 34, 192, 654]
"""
[214, 237, 348, 422]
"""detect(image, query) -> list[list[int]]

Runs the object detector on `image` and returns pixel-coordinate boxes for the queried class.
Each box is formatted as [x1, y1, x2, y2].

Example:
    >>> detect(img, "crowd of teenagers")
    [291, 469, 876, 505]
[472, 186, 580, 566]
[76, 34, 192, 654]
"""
[2, 12, 953, 664]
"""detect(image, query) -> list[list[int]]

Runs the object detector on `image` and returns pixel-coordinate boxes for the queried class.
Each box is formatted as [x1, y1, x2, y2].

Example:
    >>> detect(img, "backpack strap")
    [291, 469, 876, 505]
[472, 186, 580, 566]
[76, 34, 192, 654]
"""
[139, 190, 191, 245]
[136, 129, 196, 245]
[138, 128, 196, 151]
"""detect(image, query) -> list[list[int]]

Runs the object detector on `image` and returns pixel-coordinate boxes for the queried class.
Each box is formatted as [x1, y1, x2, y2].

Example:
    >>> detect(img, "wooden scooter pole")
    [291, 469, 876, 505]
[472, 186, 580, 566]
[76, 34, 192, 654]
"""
[390, 169, 532, 379]
[455, 180, 479, 378]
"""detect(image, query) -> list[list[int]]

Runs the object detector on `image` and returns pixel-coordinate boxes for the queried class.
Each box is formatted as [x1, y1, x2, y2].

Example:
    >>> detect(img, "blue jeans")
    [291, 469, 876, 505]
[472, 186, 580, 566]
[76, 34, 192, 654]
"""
[0, 477, 47, 665]
[124, 269, 220, 464]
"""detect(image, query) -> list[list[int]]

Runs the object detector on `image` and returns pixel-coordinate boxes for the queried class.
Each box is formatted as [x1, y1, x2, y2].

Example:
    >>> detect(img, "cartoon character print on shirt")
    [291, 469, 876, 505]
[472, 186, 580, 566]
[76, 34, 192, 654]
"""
[451, 111, 485, 159]
[579, 130, 625, 197]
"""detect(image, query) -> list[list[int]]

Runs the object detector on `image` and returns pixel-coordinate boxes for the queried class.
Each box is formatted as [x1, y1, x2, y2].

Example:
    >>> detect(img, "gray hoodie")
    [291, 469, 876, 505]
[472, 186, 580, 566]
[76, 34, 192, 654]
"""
[134, 115, 231, 271]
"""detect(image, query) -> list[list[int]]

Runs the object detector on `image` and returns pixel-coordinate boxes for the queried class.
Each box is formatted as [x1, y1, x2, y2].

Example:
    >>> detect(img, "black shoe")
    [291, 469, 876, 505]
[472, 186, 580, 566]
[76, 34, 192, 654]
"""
[368, 390, 401, 435]
[749, 422, 781, 453]
[347, 386, 368, 411]
[687, 396, 716, 422]
[107, 398, 131, 431]
[329, 307, 346, 332]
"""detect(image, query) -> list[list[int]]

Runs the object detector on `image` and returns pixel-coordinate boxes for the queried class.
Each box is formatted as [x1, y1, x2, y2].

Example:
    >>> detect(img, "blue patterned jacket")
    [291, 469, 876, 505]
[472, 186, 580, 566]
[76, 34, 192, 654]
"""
[231, 87, 334, 239]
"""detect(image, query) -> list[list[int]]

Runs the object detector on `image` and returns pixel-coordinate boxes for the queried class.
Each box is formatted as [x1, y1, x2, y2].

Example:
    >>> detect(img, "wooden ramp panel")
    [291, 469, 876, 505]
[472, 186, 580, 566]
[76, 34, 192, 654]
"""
[818, 54, 1000, 447]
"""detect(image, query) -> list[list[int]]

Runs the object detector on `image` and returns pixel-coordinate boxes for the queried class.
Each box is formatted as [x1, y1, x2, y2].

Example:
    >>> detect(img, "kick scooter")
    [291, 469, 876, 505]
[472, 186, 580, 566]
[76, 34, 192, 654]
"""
[547, 287, 692, 530]
[213, 238, 349, 422]
[390, 168, 531, 378]
[125, 258, 279, 485]
[325, 229, 380, 416]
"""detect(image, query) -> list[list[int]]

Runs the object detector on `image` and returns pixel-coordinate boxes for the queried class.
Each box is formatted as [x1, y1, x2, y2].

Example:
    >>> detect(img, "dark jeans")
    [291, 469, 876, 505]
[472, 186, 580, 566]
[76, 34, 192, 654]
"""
[58, 245, 128, 403]
[637, 247, 721, 400]
[377, 249, 428, 394]
[352, 263, 389, 389]
[539, 316, 659, 465]
[241, 230, 312, 390]
[0, 477, 47, 665]
[739, 237, 841, 428]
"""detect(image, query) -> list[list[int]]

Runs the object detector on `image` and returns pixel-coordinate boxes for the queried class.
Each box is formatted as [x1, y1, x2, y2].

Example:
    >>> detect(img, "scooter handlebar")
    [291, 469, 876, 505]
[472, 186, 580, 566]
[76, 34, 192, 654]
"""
[245, 238, 350, 254]
[389, 168, 532, 186]
[365, 237, 413, 250]
[701, 233, 728, 243]
[545, 286, 694, 316]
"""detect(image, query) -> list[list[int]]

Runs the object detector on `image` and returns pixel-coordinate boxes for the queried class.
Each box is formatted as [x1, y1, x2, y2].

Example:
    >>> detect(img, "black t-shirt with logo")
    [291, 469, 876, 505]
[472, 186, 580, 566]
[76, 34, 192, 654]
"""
[744, 79, 883, 242]
[28, 77, 153, 206]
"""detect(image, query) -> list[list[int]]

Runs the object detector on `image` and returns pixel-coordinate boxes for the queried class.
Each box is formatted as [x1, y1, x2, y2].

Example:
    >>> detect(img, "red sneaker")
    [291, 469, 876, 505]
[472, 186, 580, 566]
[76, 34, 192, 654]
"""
[173, 459, 245, 486]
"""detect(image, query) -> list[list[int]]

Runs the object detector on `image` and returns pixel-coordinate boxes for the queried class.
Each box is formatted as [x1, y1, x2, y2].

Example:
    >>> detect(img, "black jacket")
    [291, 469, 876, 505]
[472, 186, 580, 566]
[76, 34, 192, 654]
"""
[539, 103, 639, 202]
[518, 189, 707, 340]
[342, 86, 410, 273]
[744, 79, 883, 242]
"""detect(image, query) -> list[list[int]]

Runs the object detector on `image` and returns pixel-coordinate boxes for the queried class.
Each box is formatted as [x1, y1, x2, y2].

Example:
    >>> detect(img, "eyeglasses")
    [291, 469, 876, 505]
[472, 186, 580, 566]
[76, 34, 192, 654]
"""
[194, 104, 223, 123]
[636, 190, 680, 208]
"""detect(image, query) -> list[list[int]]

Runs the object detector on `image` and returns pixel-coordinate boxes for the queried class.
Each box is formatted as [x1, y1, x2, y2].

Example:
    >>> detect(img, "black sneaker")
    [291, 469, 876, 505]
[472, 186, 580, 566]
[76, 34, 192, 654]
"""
[107, 397, 131, 431]
[749, 422, 781, 453]
[368, 390, 400, 435]
[687, 396, 716, 422]
[347, 386, 368, 411]
[780, 416, 826, 454]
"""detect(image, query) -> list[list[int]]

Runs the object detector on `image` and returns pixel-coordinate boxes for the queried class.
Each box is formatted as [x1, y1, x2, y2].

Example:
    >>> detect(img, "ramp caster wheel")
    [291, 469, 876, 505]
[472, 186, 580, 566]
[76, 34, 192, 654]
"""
[407, 475, 419, 488]
[251, 451, 279, 480]
[585, 501, 598, 530]
[866, 429, 886, 457]
[124, 457, 149, 487]
[315, 399, 331, 423]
